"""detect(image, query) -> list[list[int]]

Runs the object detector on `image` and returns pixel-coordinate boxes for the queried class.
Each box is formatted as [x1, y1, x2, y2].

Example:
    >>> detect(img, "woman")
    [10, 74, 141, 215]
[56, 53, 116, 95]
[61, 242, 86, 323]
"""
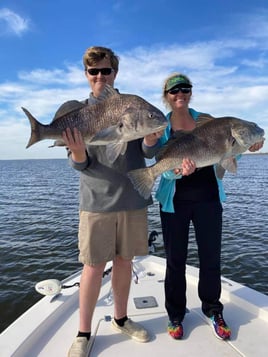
[154, 73, 263, 341]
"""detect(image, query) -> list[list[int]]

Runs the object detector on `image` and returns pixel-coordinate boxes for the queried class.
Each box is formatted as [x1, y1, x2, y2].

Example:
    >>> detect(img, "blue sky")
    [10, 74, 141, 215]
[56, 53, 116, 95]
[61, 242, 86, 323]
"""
[0, 0, 267, 160]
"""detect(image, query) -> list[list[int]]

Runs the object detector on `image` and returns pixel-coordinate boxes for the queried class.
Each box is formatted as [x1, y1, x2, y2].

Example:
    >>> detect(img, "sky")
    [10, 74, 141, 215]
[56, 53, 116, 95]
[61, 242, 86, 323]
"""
[0, 0, 267, 160]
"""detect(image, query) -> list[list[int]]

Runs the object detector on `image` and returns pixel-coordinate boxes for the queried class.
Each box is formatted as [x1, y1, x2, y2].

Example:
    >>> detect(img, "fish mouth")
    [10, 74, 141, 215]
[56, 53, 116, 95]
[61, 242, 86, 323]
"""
[141, 123, 167, 136]
[155, 124, 168, 131]
[257, 129, 265, 141]
[152, 121, 168, 130]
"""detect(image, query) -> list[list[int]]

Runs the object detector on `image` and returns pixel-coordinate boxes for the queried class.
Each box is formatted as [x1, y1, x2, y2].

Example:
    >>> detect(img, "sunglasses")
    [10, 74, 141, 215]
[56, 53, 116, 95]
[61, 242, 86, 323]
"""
[86, 68, 114, 76]
[168, 87, 191, 95]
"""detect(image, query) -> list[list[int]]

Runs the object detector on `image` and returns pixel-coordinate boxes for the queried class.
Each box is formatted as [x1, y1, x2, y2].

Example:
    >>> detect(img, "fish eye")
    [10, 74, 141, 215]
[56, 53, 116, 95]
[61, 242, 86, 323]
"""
[148, 113, 154, 118]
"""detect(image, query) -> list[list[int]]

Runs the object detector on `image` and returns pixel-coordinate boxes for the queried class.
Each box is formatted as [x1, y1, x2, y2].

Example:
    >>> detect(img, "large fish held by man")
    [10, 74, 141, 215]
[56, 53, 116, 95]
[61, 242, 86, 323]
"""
[22, 85, 168, 163]
[127, 115, 265, 199]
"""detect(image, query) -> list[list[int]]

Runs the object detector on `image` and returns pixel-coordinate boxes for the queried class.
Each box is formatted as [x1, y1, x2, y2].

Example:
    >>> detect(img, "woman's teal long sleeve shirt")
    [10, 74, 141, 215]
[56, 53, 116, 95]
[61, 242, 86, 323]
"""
[155, 108, 227, 213]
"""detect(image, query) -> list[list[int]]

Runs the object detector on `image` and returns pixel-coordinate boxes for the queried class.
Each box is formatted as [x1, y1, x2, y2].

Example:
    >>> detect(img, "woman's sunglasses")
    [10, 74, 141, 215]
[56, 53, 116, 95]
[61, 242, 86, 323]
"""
[168, 87, 191, 95]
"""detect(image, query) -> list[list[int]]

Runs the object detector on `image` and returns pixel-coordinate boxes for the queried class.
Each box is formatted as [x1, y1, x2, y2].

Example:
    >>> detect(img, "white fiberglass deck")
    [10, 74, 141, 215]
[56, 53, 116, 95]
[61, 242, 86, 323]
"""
[1, 255, 268, 357]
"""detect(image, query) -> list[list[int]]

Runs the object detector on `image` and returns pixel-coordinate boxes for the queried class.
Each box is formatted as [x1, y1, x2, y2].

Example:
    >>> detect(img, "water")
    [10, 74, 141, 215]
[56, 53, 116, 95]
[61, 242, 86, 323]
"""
[0, 155, 267, 333]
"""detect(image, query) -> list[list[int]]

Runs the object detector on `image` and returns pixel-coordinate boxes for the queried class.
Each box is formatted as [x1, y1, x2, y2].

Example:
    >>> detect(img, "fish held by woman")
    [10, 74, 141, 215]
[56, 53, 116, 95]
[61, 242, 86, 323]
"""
[127, 115, 265, 199]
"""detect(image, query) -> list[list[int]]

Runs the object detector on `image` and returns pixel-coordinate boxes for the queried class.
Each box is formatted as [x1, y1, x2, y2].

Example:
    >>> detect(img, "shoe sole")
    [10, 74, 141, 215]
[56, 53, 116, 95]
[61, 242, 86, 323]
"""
[209, 319, 231, 340]
[111, 320, 150, 343]
[67, 338, 93, 357]
[168, 333, 183, 340]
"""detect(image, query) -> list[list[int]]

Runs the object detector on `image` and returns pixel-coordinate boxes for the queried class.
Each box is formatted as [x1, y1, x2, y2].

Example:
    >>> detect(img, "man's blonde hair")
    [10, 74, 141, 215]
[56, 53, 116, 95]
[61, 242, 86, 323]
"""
[83, 46, 119, 73]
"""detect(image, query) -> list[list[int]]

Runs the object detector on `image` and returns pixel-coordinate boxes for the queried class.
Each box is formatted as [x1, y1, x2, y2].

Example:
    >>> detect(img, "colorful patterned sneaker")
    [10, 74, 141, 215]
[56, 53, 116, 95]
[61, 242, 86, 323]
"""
[167, 320, 183, 340]
[112, 318, 150, 342]
[67, 336, 92, 357]
[210, 313, 231, 340]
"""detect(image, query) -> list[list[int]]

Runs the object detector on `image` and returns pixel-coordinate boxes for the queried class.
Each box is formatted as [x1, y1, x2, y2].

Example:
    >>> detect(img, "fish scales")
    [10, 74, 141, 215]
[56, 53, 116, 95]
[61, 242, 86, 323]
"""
[22, 85, 168, 162]
[48, 99, 117, 136]
[128, 116, 265, 199]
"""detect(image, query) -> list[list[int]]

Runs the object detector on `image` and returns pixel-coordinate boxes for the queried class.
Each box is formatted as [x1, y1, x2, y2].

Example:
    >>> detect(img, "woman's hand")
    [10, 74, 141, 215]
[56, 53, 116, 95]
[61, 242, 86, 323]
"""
[174, 158, 196, 176]
[143, 130, 164, 147]
[248, 140, 264, 152]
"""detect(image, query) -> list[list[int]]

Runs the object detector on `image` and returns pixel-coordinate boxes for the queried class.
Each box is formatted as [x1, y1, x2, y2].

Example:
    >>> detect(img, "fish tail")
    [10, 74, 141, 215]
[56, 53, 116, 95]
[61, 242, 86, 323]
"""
[127, 167, 155, 199]
[22, 107, 44, 148]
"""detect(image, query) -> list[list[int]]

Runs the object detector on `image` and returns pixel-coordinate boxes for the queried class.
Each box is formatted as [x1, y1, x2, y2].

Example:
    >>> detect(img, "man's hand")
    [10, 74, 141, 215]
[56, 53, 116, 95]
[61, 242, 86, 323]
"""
[62, 128, 87, 162]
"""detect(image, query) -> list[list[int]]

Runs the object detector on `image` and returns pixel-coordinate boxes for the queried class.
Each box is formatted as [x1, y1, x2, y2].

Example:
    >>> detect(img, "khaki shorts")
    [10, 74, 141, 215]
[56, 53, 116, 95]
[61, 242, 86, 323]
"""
[78, 208, 148, 265]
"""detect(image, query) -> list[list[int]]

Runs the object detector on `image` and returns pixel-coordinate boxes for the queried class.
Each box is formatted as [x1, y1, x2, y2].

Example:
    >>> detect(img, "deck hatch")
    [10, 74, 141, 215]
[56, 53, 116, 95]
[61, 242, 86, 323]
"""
[133, 296, 158, 309]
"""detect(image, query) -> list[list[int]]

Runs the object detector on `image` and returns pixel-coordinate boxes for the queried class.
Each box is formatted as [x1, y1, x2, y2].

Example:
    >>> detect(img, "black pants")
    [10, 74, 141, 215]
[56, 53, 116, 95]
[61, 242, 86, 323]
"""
[160, 200, 223, 322]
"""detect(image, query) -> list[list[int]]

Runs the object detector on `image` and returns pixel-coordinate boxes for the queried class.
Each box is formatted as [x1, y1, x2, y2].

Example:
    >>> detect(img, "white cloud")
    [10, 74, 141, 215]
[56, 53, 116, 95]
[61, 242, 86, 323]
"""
[0, 8, 29, 36]
[0, 40, 267, 160]
[18, 64, 85, 85]
[242, 10, 268, 42]
[1, 120, 67, 160]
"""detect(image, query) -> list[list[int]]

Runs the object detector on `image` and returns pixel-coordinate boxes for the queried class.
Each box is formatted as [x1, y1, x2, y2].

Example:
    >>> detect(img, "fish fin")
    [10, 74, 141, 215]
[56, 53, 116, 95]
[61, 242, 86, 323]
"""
[215, 164, 226, 179]
[171, 130, 190, 138]
[77, 85, 119, 108]
[105, 142, 128, 163]
[220, 157, 238, 174]
[127, 167, 154, 199]
[52, 100, 86, 121]
[48, 139, 66, 148]
[230, 127, 250, 148]
[98, 85, 120, 101]
[22, 107, 44, 148]
[89, 125, 122, 144]
[195, 113, 215, 127]
[118, 142, 128, 156]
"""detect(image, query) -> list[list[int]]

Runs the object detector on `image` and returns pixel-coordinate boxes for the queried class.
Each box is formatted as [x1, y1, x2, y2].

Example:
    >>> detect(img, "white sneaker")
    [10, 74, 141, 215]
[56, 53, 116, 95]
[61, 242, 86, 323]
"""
[112, 318, 150, 342]
[67, 336, 92, 357]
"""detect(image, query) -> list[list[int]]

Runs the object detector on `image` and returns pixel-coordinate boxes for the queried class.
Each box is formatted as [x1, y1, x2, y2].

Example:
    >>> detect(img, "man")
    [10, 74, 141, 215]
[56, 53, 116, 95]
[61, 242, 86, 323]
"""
[64, 46, 157, 357]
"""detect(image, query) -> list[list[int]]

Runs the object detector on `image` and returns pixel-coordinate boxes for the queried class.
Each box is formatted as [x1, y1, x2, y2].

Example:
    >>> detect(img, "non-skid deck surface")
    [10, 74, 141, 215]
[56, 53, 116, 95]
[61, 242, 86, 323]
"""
[1, 256, 268, 357]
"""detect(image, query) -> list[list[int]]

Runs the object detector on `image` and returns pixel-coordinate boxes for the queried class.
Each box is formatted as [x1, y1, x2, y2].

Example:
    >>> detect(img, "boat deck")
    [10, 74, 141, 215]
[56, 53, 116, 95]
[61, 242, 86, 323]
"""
[1, 255, 268, 356]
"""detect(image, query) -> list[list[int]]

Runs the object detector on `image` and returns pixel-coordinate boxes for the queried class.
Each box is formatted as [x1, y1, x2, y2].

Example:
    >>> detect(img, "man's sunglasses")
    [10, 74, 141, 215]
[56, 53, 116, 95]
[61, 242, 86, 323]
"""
[86, 68, 114, 76]
[168, 87, 191, 95]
